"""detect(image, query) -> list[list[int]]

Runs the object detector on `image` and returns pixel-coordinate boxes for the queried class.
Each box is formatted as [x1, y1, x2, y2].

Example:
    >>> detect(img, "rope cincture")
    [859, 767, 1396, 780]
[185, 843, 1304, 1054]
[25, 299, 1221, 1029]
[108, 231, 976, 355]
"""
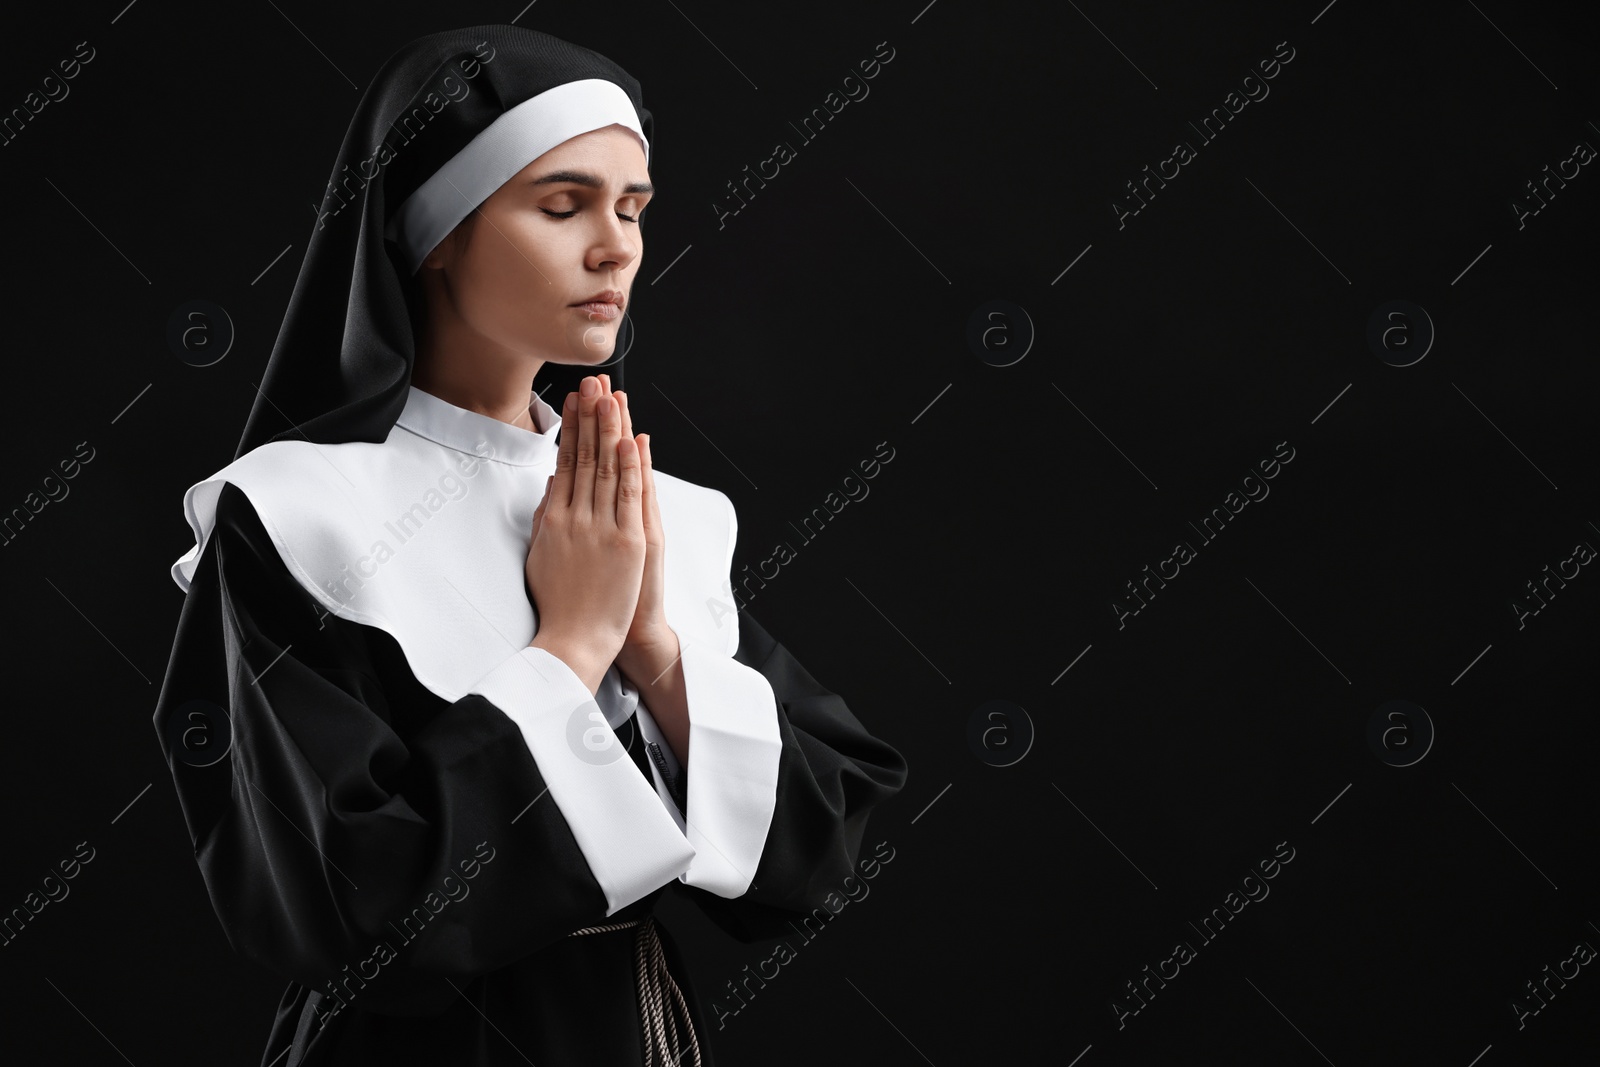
[568, 917, 702, 1067]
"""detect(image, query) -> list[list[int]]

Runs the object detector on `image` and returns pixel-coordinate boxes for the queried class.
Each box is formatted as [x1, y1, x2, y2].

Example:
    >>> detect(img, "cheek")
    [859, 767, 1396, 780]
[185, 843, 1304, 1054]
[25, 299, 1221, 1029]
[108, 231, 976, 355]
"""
[452, 218, 585, 352]
[461, 223, 561, 309]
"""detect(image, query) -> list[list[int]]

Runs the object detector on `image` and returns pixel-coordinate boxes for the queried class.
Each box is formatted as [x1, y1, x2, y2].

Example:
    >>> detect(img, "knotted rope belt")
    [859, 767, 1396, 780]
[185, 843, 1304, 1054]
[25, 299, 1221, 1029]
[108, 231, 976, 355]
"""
[568, 917, 702, 1067]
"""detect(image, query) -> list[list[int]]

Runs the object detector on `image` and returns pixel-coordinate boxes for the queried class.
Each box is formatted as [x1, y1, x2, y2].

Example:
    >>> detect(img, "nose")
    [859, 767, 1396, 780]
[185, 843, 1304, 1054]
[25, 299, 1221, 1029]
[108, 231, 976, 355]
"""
[589, 214, 639, 273]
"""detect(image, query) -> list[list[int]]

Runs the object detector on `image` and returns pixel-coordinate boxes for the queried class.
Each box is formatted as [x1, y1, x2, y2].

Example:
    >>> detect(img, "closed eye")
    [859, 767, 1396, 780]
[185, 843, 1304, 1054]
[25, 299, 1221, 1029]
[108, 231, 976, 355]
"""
[541, 208, 639, 222]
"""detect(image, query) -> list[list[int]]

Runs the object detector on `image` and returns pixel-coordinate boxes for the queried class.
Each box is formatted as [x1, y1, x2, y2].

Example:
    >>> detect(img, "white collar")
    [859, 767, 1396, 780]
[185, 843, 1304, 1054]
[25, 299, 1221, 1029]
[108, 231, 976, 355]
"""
[171, 386, 740, 690]
[393, 385, 562, 467]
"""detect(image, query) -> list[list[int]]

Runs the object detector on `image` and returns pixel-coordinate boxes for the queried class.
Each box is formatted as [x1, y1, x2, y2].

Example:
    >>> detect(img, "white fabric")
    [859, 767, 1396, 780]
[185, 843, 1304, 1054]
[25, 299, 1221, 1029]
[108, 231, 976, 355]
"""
[385, 78, 651, 275]
[470, 645, 698, 913]
[170, 385, 781, 914]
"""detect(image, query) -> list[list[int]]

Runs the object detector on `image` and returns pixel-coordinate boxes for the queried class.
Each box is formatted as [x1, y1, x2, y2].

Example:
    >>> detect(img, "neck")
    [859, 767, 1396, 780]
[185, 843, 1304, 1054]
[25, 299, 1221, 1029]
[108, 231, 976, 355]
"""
[412, 318, 544, 431]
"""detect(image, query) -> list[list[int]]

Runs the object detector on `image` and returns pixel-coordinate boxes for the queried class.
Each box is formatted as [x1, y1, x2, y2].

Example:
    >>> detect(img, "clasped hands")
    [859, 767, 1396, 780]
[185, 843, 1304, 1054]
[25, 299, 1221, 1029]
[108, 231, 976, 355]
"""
[523, 372, 680, 692]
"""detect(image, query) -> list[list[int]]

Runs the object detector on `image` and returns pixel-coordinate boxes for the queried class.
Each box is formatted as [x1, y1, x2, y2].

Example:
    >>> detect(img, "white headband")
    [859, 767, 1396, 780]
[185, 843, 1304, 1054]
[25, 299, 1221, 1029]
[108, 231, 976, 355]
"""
[386, 77, 650, 275]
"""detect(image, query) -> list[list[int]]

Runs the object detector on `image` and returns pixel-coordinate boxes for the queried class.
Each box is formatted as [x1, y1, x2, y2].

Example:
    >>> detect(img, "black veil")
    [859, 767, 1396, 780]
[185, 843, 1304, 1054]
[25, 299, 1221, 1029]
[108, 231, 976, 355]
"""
[233, 23, 653, 462]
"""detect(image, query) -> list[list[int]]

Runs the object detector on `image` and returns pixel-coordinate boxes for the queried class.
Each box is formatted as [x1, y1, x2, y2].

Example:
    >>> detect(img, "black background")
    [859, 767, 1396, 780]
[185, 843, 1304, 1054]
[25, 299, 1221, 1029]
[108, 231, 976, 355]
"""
[1, 1, 1596, 1064]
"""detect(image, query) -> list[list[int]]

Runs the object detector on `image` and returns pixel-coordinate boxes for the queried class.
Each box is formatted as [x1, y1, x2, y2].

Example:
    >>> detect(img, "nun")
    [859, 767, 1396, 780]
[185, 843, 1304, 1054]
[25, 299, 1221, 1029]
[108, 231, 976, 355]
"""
[151, 23, 907, 1067]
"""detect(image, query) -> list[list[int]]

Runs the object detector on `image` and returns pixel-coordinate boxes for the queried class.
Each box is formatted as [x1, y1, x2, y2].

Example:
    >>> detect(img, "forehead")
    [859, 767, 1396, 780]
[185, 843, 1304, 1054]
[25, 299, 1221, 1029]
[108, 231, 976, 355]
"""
[519, 125, 650, 185]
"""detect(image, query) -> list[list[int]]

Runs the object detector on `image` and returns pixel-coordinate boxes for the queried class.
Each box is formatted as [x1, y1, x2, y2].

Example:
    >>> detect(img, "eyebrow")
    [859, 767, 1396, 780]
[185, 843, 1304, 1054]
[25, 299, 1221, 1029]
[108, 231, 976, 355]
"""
[530, 170, 654, 194]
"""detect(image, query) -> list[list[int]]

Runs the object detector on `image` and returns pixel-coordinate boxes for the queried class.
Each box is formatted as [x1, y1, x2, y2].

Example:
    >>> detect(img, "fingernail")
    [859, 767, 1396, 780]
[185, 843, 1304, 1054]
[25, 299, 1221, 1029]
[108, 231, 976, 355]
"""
[580, 377, 597, 397]
[564, 393, 575, 411]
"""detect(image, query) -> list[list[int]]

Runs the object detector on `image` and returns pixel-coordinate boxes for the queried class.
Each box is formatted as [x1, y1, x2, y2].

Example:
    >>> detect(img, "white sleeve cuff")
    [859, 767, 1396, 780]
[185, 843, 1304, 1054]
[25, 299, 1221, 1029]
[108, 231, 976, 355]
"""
[470, 646, 697, 916]
[671, 636, 783, 899]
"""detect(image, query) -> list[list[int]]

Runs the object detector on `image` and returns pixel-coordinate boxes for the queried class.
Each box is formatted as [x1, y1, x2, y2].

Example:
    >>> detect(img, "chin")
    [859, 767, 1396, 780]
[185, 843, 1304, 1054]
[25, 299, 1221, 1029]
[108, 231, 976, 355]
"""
[576, 329, 619, 359]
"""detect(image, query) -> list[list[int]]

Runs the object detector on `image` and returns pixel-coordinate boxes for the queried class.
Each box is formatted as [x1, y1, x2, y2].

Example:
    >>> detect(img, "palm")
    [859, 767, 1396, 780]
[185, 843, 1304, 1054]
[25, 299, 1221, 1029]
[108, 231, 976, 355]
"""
[529, 376, 668, 648]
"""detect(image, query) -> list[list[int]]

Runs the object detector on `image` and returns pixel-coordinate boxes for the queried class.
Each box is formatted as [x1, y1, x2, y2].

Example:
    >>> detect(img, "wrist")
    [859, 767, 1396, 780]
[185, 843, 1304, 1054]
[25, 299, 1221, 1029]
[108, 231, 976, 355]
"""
[529, 631, 613, 694]
[618, 625, 680, 684]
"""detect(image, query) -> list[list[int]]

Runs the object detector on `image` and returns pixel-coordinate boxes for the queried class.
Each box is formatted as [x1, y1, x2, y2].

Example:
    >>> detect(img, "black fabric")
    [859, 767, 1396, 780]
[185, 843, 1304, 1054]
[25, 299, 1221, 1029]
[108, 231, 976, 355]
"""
[235, 23, 653, 462]
[152, 482, 909, 1066]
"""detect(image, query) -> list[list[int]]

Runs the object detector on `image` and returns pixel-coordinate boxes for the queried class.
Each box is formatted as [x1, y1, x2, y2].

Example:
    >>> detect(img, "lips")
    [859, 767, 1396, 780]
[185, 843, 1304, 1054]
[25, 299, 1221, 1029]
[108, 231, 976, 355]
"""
[570, 288, 625, 310]
[572, 301, 620, 321]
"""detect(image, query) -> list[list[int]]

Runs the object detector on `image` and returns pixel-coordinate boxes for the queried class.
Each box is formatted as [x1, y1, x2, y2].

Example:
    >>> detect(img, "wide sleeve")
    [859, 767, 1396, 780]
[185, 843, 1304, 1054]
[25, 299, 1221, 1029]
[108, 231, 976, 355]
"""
[668, 606, 910, 943]
[151, 481, 695, 1018]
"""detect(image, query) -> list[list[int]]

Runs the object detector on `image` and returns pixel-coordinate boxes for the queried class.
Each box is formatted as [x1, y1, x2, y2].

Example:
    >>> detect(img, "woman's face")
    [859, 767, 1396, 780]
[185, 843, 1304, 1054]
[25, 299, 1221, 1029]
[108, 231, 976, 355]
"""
[420, 124, 651, 369]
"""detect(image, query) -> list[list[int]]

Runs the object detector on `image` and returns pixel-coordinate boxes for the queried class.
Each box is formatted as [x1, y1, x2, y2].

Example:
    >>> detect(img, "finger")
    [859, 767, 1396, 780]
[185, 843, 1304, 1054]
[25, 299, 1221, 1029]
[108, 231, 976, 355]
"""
[600, 373, 611, 394]
[595, 392, 622, 522]
[616, 433, 643, 535]
[551, 392, 578, 511]
[575, 377, 600, 516]
[531, 474, 552, 532]
[640, 433, 659, 536]
[617, 392, 646, 533]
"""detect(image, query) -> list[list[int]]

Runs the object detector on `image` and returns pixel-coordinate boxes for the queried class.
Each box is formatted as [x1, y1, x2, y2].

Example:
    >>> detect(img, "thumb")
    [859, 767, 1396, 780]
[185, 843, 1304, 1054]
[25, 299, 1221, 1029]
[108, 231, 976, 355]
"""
[531, 474, 553, 528]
